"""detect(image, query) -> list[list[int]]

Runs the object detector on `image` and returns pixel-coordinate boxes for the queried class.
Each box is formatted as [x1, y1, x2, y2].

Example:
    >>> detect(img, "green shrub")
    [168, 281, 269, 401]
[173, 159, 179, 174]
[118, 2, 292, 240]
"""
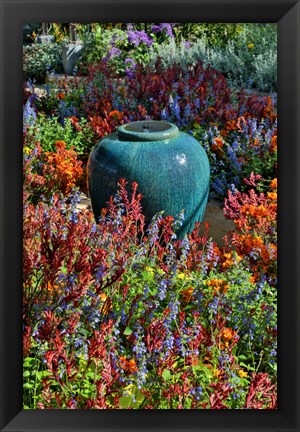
[173, 23, 244, 47]
[79, 25, 167, 76]
[23, 43, 63, 82]
[25, 114, 96, 159]
[79, 27, 127, 73]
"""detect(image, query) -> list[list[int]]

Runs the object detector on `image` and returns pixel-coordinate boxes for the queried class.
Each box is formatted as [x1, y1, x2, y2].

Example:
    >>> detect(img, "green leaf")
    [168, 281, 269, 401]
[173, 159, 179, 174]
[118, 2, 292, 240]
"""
[23, 370, 31, 377]
[148, 285, 157, 296]
[23, 382, 34, 389]
[136, 390, 144, 403]
[60, 265, 68, 275]
[240, 362, 255, 370]
[23, 357, 35, 367]
[119, 396, 131, 408]
[238, 355, 247, 360]
[36, 371, 51, 379]
[124, 327, 133, 336]
[162, 369, 172, 381]
[141, 271, 153, 281]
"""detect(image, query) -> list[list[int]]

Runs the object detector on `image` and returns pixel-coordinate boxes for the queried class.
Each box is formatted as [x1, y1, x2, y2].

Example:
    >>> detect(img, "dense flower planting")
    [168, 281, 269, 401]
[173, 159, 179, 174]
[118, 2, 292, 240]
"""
[23, 23, 277, 409]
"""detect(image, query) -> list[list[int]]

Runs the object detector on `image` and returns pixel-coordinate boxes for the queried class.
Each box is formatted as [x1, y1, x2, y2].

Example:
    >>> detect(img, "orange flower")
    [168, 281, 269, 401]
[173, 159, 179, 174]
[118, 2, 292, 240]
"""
[220, 129, 228, 137]
[69, 115, 79, 122]
[221, 327, 235, 340]
[213, 368, 224, 379]
[206, 278, 229, 294]
[56, 92, 65, 100]
[181, 287, 194, 303]
[242, 204, 269, 219]
[260, 243, 277, 264]
[263, 96, 275, 118]
[225, 119, 237, 131]
[99, 293, 107, 302]
[249, 275, 256, 284]
[270, 178, 277, 190]
[108, 110, 123, 120]
[54, 140, 67, 149]
[119, 356, 137, 374]
[127, 359, 138, 373]
[211, 137, 224, 153]
[220, 326, 237, 348]
[47, 281, 62, 295]
[239, 234, 264, 254]
[270, 135, 277, 153]
[221, 252, 234, 269]
[267, 191, 277, 201]
[44, 141, 83, 193]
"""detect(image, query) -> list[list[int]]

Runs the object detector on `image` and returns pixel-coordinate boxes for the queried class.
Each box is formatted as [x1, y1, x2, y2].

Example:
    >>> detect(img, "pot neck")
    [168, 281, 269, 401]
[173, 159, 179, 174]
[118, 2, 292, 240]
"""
[118, 120, 179, 142]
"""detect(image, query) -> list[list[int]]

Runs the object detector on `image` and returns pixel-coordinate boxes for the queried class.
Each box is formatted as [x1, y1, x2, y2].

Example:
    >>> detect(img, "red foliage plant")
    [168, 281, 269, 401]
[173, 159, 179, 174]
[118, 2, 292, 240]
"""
[224, 173, 277, 285]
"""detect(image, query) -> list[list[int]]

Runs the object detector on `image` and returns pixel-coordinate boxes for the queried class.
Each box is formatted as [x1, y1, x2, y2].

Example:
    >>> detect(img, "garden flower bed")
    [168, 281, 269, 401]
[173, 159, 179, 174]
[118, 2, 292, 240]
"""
[23, 23, 277, 409]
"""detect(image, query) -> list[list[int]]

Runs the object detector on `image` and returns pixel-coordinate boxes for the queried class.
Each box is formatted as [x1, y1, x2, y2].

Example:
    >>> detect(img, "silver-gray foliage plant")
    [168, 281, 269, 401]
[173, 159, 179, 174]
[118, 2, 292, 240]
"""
[149, 24, 277, 93]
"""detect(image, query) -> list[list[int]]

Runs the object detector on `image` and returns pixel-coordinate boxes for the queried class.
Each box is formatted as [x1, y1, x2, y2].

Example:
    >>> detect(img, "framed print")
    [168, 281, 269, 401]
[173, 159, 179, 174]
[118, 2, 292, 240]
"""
[1, 0, 299, 431]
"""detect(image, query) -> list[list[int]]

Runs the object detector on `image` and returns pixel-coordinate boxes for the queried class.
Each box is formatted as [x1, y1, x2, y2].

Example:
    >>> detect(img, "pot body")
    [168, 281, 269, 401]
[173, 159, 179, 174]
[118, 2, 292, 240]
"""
[87, 121, 210, 237]
[62, 43, 83, 75]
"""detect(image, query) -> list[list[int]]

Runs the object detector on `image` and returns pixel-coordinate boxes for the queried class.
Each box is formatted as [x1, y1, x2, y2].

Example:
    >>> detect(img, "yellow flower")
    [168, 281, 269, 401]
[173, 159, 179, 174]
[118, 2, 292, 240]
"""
[23, 146, 31, 154]
[213, 369, 224, 378]
[270, 178, 277, 190]
[176, 272, 191, 281]
[145, 266, 154, 274]
[238, 369, 248, 378]
[235, 253, 243, 263]
[100, 293, 107, 302]
[157, 268, 165, 275]
[247, 43, 254, 49]
[267, 191, 277, 201]
[123, 383, 135, 395]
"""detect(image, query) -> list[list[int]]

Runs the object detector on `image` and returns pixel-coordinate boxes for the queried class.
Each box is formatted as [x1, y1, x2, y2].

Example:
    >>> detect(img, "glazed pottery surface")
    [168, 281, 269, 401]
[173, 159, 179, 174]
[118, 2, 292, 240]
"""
[87, 120, 210, 237]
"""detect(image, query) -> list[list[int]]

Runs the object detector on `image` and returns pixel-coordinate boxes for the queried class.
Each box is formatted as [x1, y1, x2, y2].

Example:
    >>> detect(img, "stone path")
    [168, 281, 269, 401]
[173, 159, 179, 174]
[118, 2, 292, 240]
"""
[198, 200, 235, 246]
[76, 194, 235, 246]
[76, 193, 92, 212]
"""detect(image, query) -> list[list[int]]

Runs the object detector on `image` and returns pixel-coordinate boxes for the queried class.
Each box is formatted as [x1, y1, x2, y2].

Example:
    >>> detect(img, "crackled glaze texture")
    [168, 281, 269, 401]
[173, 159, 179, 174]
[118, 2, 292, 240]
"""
[87, 120, 210, 237]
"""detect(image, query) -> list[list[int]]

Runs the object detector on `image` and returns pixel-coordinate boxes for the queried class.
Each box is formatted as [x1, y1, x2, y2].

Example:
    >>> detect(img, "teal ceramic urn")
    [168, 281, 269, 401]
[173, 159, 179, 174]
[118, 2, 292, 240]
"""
[87, 120, 210, 237]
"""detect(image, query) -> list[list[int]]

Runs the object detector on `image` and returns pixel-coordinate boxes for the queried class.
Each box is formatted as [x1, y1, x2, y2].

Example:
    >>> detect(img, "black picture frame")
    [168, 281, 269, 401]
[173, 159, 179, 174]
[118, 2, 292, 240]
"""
[0, 0, 299, 431]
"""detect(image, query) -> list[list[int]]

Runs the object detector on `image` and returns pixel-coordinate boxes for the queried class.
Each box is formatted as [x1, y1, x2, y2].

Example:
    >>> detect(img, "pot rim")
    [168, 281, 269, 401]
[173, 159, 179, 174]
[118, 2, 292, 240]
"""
[118, 120, 179, 142]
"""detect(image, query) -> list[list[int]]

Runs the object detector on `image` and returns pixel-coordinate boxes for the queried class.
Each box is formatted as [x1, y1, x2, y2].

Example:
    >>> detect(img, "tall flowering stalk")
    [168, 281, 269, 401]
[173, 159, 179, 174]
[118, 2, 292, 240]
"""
[23, 174, 277, 409]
